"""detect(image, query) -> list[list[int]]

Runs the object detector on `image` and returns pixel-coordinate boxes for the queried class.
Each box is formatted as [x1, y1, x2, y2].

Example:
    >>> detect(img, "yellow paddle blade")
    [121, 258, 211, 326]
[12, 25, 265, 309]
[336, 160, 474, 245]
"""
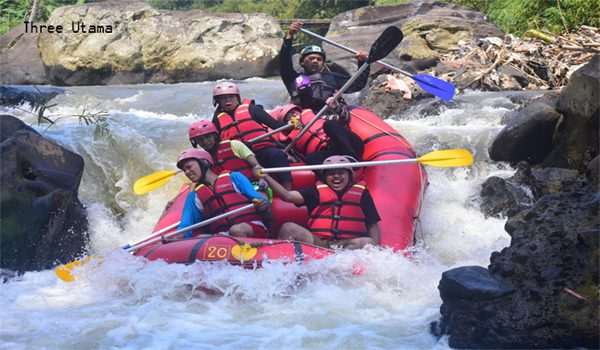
[416, 149, 474, 168]
[231, 243, 257, 262]
[55, 256, 93, 282]
[133, 170, 179, 195]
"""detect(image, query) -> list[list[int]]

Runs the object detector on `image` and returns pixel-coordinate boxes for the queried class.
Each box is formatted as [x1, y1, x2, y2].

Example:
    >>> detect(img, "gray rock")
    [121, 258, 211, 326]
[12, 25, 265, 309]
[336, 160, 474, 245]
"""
[0, 115, 88, 273]
[439, 266, 514, 301]
[489, 100, 562, 164]
[0, 24, 51, 85]
[587, 155, 600, 187]
[480, 176, 533, 218]
[544, 55, 600, 170]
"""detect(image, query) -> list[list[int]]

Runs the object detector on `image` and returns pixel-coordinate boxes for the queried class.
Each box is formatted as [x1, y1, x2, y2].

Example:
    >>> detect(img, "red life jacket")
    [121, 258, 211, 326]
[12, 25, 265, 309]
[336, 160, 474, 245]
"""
[216, 98, 276, 151]
[307, 181, 369, 240]
[194, 172, 262, 233]
[212, 140, 255, 180]
[285, 109, 329, 155]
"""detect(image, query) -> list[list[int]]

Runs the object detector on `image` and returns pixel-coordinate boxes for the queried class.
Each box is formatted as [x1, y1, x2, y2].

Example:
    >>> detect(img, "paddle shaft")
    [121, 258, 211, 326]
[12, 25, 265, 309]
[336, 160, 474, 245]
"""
[299, 28, 417, 82]
[262, 157, 418, 174]
[284, 62, 369, 153]
[248, 123, 293, 143]
[125, 203, 255, 252]
[122, 220, 181, 250]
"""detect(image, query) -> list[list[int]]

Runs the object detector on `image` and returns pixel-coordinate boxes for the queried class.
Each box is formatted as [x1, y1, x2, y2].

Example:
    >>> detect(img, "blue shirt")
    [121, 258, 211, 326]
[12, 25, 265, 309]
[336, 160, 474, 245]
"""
[177, 171, 266, 238]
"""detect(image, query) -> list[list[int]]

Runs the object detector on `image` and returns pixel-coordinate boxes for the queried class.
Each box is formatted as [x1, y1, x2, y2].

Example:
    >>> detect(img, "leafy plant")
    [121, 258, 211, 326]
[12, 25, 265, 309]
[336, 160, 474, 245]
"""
[448, 0, 600, 34]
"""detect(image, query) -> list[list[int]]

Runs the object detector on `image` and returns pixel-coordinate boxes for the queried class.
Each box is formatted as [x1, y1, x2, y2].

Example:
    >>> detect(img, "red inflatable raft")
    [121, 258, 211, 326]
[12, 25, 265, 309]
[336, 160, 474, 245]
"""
[133, 107, 428, 265]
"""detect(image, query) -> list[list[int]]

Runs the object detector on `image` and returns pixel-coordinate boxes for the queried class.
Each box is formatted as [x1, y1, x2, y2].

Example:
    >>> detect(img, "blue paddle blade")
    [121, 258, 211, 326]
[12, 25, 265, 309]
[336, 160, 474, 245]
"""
[413, 74, 455, 102]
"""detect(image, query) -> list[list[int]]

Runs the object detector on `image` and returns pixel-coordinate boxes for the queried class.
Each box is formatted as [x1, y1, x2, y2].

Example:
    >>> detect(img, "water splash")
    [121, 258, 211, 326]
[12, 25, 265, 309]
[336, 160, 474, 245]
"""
[0, 80, 525, 349]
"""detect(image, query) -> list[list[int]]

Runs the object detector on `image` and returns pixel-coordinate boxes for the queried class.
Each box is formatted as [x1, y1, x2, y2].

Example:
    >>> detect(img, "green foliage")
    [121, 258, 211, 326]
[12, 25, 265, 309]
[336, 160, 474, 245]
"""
[448, 0, 600, 34]
[0, 0, 29, 34]
[372, 0, 409, 6]
[0, 0, 88, 35]
[147, 0, 370, 19]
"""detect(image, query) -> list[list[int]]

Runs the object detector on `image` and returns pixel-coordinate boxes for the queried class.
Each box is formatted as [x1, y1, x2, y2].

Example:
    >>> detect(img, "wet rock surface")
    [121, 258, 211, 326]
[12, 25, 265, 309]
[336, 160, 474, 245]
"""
[0, 115, 88, 273]
[436, 179, 599, 349]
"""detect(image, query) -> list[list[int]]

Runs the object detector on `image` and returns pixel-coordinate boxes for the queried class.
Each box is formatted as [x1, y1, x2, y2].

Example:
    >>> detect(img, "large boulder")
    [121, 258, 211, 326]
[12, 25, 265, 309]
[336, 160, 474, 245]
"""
[434, 183, 599, 348]
[489, 95, 562, 164]
[3, 1, 282, 85]
[543, 55, 600, 170]
[0, 115, 88, 273]
[326, 1, 503, 76]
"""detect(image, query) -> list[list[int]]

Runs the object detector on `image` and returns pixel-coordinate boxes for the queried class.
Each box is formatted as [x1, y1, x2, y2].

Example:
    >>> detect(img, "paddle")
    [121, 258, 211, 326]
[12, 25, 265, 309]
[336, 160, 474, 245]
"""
[55, 203, 256, 282]
[134, 170, 181, 195]
[284, 26, 404, 153]
[258, 149, 473, 174]
[130, 148, 472, 195]
[299, 27, 455, 102]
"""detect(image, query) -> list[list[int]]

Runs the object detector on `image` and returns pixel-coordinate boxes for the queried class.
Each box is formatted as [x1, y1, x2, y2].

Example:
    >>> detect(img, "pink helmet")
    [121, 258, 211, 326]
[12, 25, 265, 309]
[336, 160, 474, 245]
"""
[176, 148, 214, 169]
[189, 120, 218, 140]
[323, 155, 356, 175]
[270, 104, 302, 122]
[212, 81, 240, 105]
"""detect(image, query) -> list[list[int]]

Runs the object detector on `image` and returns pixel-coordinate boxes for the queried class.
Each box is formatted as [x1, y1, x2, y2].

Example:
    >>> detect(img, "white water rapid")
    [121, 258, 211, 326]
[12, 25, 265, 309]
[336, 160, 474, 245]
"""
[2, 78, 526, 349]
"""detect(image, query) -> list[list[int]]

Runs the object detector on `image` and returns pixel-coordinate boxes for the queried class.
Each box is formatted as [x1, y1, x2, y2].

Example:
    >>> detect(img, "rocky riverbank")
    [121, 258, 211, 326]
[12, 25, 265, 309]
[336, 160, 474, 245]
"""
[424, 55, 599, 349]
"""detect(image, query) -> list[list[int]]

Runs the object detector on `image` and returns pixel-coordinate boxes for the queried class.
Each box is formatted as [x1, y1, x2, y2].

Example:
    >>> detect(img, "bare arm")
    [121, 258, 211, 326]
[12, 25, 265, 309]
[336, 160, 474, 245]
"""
[263, 174, 304, 205]
[367, 223, 381, 245]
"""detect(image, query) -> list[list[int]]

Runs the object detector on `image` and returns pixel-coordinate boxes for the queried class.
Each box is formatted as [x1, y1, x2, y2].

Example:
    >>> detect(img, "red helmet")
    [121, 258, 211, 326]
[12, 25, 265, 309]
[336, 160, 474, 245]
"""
[189, 120, 218, 140]
[270, 104, 301, 122]
[212, 81, 240, 105]
[176, 148, 214, 169]
[323, 155, 356, 175]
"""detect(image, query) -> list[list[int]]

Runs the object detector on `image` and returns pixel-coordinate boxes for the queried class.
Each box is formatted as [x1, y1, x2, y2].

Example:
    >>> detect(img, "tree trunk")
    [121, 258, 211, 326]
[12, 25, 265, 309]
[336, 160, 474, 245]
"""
[29, 0, 40, 23]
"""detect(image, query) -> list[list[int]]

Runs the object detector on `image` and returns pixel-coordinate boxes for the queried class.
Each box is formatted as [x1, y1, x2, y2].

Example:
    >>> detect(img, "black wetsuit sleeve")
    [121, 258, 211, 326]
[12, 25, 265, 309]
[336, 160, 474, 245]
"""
[249, 103, 286, 129]
[280, 38, 300, 96]
[361, 190, 381, 225]
[330, 63, 371, 94]
[298, 186, 319, 212]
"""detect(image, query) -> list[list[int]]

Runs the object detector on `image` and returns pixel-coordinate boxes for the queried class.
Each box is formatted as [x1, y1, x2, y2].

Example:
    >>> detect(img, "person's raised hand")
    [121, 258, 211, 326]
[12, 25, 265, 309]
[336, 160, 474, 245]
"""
[287, 21, 303, 39]
[355, 50, 368, 63]
[289, 115, 301, 129]
[326, 96, 339, 109]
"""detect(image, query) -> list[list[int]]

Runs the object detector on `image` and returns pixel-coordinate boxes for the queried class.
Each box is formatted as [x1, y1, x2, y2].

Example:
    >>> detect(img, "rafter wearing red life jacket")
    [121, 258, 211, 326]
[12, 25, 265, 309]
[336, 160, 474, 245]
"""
[285, 109, 329, 156]
[307, 181, 369, 240]
[194, 172, 263, 233]
[216, 99, 276, 151]
[211, 140, 255, 180]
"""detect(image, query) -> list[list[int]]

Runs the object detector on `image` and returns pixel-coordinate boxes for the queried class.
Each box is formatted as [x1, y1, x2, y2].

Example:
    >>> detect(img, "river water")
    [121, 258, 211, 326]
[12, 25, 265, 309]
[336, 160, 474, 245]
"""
[1, 78, 525, 349]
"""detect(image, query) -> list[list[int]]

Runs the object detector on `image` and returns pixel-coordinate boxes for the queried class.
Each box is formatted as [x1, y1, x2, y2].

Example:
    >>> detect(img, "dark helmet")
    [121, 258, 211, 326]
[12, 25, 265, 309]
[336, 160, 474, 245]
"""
[300, 45, 325, 62]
